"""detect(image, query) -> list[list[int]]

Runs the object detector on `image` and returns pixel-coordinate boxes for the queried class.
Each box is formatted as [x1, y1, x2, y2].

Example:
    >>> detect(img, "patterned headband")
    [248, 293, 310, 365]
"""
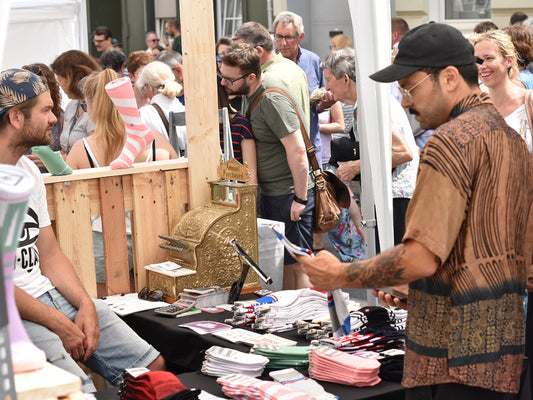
[0, 68, 48, 116]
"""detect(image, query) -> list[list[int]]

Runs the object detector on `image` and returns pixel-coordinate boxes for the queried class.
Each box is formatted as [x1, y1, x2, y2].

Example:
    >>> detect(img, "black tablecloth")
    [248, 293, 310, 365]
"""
[119, 305, 405, 399]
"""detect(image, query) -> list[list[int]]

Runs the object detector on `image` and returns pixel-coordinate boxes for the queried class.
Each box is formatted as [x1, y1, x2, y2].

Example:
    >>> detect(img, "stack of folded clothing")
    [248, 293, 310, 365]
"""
[201, 346, 269, 378]
[350, 306, 407, 332]
[308, 345, 381, 387]
[216, 373, 318, 400]
[375, 349, 405, 382]
[251, 345, 310, 369]
[228, 289, 352, 333]
[319, 329, 405, 353]
[120, 371, 199, 400]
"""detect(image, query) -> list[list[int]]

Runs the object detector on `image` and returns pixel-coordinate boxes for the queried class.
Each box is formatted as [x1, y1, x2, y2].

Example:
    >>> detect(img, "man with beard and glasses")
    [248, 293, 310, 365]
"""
[297, 23, 533, 399]
[0, 68, 166, 393]
[219, 43, 314, 290]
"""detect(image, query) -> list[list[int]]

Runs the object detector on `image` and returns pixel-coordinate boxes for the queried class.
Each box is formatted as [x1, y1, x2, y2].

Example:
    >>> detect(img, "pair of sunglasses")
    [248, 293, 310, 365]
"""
[138, 287, 164, 302]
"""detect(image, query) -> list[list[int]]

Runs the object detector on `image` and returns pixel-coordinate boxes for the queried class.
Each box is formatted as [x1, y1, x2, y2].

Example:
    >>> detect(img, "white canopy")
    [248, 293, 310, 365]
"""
[348, 0, 394, 255]
[1, 0, 88, 70]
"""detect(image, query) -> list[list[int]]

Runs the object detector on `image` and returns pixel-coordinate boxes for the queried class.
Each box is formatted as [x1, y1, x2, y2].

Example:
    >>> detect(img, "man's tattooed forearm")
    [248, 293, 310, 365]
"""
[345, 245, 407, 287]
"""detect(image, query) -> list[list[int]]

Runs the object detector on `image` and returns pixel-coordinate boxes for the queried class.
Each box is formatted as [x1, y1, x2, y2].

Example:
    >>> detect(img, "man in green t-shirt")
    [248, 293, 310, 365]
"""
[220, 43, 314, 290]
[165, 18, 182, 55]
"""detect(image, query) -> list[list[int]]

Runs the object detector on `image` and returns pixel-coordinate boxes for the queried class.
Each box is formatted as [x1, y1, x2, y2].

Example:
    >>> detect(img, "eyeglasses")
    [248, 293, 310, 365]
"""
[399, 73, 432, 103]
[275, 34, 300, 42]
[217, 70, 250, 86]
[138, 286, 164, 302]
[149, 39, 160, 42]
[94, 39, 105, 44]
[216, 54, 222, 63]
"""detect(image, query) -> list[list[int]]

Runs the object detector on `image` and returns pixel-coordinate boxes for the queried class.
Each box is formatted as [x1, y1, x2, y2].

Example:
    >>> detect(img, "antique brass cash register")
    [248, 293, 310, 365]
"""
[149, 159, 261, 300]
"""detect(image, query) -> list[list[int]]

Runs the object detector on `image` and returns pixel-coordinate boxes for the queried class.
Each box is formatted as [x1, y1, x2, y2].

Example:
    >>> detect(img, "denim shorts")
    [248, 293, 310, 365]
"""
[258, 188, 315, 265]
[23, 289, 160, 392]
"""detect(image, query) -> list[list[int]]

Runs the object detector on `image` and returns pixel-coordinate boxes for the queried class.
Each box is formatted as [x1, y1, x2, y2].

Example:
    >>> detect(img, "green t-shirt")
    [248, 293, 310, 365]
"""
[172, 35, 182, 54]
[262, 54, 310, 129]
[244, 75, 313, 196]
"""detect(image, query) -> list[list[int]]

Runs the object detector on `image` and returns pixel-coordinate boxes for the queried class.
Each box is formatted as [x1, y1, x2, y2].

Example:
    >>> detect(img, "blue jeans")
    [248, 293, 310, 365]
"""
[23, 289, 160, 392]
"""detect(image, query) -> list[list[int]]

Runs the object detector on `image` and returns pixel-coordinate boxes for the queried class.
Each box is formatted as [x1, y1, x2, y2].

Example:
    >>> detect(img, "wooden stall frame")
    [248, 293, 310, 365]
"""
[44, 159, 190, 298]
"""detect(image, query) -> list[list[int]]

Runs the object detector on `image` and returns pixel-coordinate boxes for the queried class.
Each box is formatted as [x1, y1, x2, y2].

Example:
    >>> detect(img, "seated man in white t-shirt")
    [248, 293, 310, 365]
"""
[0, 68, 166, 393]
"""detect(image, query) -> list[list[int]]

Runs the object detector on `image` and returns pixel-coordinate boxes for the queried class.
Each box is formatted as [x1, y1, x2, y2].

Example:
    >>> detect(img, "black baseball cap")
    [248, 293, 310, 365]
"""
[370, 22, 477, 83]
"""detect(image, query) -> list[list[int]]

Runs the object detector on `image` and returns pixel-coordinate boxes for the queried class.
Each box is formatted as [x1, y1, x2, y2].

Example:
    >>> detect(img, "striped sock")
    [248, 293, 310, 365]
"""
[0, 165, 46, 372]
[105, 77, 154, 169]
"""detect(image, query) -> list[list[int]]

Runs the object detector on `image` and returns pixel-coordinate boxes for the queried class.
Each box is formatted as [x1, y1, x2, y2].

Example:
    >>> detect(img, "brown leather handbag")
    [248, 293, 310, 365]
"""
[250, 87, 350, 234]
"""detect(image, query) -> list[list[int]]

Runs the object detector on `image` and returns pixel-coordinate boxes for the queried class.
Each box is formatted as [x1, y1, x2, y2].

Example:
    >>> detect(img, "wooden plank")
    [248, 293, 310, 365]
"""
[164, 169, 189, 232]
[53, 181, 97, 297]
[180, 0, 220, 208]
[42, 159, 188, 184]
[130, 172, 169, 290]
[99, 176, 130, 296]
[15, 362, 81, 400]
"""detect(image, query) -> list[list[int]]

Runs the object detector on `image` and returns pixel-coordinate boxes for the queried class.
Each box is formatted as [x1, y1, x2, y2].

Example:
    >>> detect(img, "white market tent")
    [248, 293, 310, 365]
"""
[348, 0, 394, 259]
[0, 0, 88, 70]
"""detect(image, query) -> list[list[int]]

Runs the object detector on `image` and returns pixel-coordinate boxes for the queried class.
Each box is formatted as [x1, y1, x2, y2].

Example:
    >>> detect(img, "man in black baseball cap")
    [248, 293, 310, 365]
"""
[370, 22, 478, 83]
[298, 22, 533, 399]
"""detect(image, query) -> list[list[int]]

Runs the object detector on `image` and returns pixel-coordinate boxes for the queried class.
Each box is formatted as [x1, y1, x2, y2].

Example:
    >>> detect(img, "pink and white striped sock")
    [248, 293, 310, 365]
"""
[105, 77, 154, 169]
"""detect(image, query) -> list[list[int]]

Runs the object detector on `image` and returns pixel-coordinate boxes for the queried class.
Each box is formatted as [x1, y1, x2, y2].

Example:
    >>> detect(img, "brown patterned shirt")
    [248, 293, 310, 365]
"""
[402, 92, 533, 393]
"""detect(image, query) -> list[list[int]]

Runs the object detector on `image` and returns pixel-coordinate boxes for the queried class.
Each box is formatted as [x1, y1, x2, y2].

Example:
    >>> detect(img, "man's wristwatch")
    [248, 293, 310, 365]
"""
[293, 195, 308, 205]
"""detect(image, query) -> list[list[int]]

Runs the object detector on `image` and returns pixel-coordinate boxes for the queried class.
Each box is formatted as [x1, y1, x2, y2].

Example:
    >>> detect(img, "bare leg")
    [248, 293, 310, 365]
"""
[284, 263, 311, 290]
[146, 355, 166, 371]
[313, 233, 324, 251]
[347, 187, 365, 241]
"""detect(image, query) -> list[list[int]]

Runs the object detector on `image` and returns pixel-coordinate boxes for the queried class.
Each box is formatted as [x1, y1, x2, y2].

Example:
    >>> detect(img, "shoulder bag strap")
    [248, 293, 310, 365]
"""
[151, 103, 170, 135]
[248, 87, 321, 173]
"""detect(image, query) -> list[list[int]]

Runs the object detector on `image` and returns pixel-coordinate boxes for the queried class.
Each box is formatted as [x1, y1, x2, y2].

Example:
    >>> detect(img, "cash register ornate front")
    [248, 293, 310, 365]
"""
[149, 159, 260, 299]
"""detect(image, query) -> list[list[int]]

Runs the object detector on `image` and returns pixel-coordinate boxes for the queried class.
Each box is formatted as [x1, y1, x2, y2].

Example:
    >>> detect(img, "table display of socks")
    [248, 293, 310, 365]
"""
[250, 345, 310, 369]
[216, 373, 330, 400]
[318, 330, 405, 353]
[269, 368, 338, 400]
[201, 346, 270, 378]
[308, 346, 382, 387]
[350, 306, 407, 332]
[227, 289, 354, 333]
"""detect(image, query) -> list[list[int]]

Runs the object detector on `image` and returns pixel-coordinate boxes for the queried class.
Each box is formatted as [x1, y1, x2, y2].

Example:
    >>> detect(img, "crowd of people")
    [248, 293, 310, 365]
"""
[1, 9, 533, 399]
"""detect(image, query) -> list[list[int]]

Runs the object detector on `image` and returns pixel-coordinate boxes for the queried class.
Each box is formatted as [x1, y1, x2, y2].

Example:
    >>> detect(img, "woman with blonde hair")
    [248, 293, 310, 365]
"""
[473, 29, 532, 153]
[67, 69, 177, 296]
[330, 33, 353, 51]
[137, 61, 187, 155]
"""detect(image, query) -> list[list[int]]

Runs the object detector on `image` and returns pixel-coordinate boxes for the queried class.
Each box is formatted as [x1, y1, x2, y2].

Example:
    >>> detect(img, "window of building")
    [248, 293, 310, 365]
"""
[217, 0, 243, 38]
[444, 0, 491, 20]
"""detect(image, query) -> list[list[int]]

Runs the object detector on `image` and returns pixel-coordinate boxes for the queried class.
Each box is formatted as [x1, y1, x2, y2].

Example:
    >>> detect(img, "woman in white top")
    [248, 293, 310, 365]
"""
[473, 30, 533, 154]
[137, 61, 187, 156]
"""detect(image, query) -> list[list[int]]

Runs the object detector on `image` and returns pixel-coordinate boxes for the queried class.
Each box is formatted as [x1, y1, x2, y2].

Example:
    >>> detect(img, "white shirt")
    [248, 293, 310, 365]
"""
[14, 156, 54, 298]
[505, 103, 533, 155]
[139, 93, 187, 151]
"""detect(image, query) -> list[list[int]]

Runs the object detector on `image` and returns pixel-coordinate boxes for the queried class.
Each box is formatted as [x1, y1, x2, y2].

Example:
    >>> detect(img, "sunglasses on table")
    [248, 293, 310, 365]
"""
[138, 286, 164, 302]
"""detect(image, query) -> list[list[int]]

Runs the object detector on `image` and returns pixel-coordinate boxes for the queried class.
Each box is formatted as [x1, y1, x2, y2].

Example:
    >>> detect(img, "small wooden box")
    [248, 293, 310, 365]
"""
[145, 265, 196, 301]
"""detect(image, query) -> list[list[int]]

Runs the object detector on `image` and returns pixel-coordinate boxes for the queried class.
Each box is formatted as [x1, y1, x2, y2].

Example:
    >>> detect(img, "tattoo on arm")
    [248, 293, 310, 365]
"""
[345, 245, 407, 287]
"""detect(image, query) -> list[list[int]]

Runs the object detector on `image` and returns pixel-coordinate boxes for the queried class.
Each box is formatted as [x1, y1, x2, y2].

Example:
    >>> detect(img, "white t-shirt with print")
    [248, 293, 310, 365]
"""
[14, 156, 54, 298]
